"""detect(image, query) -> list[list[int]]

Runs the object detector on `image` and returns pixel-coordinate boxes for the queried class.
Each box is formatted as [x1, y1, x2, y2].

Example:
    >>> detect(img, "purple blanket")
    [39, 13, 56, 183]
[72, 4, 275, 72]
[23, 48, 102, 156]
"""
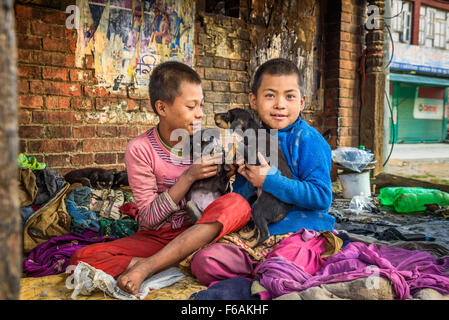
[23, 229, 114, 277]
[255, 242, 449, 299]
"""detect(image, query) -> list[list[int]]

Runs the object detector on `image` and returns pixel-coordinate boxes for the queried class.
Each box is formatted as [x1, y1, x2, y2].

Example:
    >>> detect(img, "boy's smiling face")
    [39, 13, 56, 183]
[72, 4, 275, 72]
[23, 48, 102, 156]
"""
[249, 73, 305, 130]
[156, 81, 204, 138]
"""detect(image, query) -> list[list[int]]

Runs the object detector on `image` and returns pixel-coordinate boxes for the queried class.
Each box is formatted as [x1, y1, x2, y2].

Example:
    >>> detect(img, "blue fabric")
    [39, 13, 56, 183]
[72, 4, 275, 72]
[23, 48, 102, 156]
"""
[232, 116, 335, 234]
[65, 187, 100, 233]
[336, 232, 351, 248]
[21, 206, 36, 228]
[190, 277, 259, 300]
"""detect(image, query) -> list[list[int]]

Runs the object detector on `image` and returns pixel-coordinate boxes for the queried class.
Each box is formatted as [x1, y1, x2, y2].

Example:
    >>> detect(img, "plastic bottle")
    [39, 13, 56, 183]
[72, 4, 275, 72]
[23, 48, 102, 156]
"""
[393, 190, 449, 213]
[378, 187, 440, 206]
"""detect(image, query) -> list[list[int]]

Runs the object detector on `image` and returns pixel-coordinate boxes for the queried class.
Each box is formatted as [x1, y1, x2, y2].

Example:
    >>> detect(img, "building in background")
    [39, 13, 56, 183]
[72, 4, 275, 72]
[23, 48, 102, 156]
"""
[388, 0, 449, 144]
[17, 0, 381, 175]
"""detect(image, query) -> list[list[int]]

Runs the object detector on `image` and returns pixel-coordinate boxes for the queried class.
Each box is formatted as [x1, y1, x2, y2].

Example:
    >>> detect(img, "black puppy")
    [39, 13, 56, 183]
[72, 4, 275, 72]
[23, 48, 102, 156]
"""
[185, 128, 231, 222]
[112, 170, 129, 189]
[64, 167, 117, 189]
[214, 108, 293, 247]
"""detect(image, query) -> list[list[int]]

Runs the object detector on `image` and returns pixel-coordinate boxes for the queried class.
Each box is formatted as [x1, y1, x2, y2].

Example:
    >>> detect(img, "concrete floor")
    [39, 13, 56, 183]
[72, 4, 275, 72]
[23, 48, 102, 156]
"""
[384, 143, 449, 179]
[387, 143, 449, 161]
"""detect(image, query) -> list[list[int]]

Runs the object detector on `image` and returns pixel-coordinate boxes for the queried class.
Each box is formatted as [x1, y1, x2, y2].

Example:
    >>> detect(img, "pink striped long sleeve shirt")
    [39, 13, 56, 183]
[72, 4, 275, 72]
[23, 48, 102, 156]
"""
[124, 127, 192, 231]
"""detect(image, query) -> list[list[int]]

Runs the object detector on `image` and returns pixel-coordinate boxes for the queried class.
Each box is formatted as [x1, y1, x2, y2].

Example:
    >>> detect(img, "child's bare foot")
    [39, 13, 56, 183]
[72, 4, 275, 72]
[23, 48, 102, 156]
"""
[117, 258, 154, 295]
[124, 257, 145, 272]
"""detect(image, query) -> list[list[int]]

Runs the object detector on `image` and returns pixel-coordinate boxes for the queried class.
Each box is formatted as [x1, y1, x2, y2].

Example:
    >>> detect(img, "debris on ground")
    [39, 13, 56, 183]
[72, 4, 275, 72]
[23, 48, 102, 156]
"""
[331, 182, 449, 250]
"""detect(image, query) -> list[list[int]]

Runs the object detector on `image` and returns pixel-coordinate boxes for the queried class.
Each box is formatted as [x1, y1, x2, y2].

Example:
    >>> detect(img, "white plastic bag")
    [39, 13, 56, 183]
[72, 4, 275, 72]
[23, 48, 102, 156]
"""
[332, 147, 374, 173]
[343, 194, 377, 215]
[66, 261, 186, 300]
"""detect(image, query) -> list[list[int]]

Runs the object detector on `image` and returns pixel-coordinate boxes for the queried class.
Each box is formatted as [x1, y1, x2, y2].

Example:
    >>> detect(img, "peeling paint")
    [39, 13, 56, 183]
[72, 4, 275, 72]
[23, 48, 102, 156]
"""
[75, 0, 195, 93]
[248, 0, 323, 111]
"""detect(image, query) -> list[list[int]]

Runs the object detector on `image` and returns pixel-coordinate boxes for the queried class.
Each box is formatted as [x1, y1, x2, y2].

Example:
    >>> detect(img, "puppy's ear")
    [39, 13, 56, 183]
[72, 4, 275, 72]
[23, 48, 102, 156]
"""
[214, 112, 231, 129]
[90, 171, 99, 183]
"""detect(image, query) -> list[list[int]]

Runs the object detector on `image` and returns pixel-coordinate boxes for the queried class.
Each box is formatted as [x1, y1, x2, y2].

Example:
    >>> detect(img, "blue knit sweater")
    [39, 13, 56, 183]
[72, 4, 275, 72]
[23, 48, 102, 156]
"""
[232, 116, 335, 235]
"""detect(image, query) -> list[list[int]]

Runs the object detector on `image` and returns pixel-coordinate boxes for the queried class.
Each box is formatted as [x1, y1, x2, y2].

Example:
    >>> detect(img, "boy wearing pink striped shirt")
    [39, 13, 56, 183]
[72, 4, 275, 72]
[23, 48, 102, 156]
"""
[69, 62, 251, 295]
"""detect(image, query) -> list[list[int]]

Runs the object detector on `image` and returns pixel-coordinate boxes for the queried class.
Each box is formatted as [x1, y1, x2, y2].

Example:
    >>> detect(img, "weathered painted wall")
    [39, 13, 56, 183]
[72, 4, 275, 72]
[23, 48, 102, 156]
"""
[16, 0, 365, 175]
[15, 1, 177, 174]
[194, 1, 252, 126]
[248, 0, 322, 113]
[75, 0, 196, 95]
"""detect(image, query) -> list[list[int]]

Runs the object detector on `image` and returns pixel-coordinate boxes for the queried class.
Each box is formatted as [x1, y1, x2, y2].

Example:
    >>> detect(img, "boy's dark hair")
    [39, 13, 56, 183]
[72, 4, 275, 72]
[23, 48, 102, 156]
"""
[250, 58, 304, 96]
[149, 61, 202, 115]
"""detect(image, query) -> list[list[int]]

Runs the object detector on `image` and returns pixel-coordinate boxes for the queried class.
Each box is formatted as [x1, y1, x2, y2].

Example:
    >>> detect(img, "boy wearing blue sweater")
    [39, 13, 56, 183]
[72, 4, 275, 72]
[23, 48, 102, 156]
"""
[234, 58, 334, 234]
[190, 58, 335, 286]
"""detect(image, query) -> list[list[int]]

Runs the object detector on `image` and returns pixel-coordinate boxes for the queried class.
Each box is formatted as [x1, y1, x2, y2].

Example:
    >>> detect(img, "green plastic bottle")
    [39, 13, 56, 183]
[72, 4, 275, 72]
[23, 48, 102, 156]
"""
[378, 187, 439, 206]
[393, 190, 449, 213]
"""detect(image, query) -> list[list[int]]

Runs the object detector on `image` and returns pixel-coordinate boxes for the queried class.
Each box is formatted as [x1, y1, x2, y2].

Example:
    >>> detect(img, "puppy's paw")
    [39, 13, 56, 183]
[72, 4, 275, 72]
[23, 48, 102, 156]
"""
[255, 234, 268, 248]
[80, 177, 92, 188]
[186, 201, 202, 223]
[238, 225, 257, 240]
[245, 237, 259, 248]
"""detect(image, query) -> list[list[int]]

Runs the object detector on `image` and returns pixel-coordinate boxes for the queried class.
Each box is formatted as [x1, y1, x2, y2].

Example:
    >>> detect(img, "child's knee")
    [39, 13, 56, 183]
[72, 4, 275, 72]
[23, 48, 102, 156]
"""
[190, 243, 256, 286]
[190, 244, 225, 286]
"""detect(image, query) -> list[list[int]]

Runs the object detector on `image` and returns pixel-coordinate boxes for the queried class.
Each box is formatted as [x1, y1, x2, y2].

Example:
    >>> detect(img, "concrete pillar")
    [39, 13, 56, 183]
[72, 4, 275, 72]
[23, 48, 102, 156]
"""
[0, 0, 21, 300]
[360, 0, 386, 175]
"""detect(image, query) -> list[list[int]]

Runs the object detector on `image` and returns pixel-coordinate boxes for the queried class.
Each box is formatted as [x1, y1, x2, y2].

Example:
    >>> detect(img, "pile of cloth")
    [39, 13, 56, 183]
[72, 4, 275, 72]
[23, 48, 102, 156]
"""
[190, 229, 449, 300]
[17, 154, 449, 300]
[18, 154, 139, 278]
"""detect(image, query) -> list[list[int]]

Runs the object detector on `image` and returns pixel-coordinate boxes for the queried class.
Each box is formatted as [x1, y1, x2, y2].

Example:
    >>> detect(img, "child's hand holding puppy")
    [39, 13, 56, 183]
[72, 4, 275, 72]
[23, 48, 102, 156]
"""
[183, 153, 223, 183]
[237, 152, 271, 188]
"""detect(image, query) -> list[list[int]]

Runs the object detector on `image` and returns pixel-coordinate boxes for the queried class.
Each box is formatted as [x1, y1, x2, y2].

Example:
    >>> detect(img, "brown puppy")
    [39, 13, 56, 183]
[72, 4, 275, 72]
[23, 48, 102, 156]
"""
[214, 108, 293, 247]
[64, 168, 117, 189]
[185, 128, 231, 222]
[112, 170, 129, 189]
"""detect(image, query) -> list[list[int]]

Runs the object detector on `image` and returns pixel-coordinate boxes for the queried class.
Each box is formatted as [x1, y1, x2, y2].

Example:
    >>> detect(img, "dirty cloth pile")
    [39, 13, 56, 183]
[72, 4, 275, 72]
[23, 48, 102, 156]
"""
[23, 230, 114, 278]
[66, 186, 139, 238]
[190, 228, 449, 300]
[18, 153, 449, 300]
[329, 195, 449, 250]
[255, 242, 449, 300]
[66, 261, 186, 300]
[18, 154, 139, 278]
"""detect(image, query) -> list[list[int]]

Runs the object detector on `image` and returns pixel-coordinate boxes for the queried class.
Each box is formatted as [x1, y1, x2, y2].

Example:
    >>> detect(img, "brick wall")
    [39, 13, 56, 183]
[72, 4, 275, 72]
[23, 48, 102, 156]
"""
[15, 1, 254, 175]
[194, 10, 252, 126]
[15, 0, 364, 176]
[323, 0, 363, 149]
[16, 1, 159, 175]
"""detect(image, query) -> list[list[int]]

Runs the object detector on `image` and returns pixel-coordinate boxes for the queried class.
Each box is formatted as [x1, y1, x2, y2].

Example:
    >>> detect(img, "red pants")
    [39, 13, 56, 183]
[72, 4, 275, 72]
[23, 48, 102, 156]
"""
[68, 192, 251, 277]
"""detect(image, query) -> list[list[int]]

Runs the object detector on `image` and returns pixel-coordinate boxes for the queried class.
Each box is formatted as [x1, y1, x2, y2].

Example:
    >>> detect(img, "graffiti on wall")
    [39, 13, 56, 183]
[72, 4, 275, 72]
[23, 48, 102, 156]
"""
[75, 0, 195, 95]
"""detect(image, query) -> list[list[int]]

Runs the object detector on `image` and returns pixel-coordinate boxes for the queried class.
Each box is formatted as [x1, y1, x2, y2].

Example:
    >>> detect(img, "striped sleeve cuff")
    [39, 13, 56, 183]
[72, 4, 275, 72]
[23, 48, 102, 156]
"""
[137, 191, 182, 230]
